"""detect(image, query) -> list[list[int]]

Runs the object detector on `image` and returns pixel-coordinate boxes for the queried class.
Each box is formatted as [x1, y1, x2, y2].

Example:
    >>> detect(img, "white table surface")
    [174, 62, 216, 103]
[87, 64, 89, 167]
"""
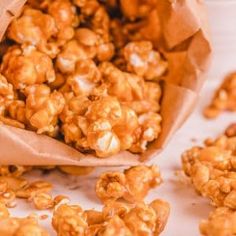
[9, 79, 236, 236]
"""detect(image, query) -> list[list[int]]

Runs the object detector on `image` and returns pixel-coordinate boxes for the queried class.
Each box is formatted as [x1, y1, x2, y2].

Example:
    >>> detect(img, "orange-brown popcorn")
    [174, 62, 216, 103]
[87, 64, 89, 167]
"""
[96, 165, 162, 203]
[0, 166, 31, 177]
[0, 203, 9, 219]
[120, 0, 158, 20]
[0, 216, 49, 236]
[182, 134, 236, 209]
[67, 60, 101, 96]
[0, 74, 14, 115]
[1, 45, 55, 89]
[123, 41, 167, 80]
[7, 100, 27, 125]
[33, 192, 54, 210]
[96, 172, 127, 202]
[200, 207, 236, 236]
[130, 112, 162, 153]
[56, 39, 96, 74]
[52, 204, 87, 236]
[204, 72, 236, 118]
[7, 7, 58, 57]
[47, 0, 79, 43]
[124, 165, 162, 202]
[24, 84, 65, 135]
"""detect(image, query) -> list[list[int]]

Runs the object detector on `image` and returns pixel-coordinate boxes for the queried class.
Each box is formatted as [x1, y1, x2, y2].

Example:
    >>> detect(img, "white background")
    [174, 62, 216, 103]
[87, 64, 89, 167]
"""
[9, 1, 236, 235]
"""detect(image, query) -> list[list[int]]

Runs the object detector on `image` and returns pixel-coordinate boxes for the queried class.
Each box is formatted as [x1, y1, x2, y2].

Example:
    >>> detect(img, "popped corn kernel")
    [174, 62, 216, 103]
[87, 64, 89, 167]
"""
[52, 204, 87, 236]
[67, 59, 101, 96]
[200, 207, 236, 236]
[1, 45, 55, 89]
[24, 84, 65, 135]
[33, 192, 54, 210]
[7, 7, 58, 57]
[0, 74, 14, 115]
[47, 0, 79, 43]
[96, 165, 162, 203]
[0, 216, 49, 236]
[123, 41, 167, 80]
[124, 165, 162, 202]
[130, 112, 162, 153]
[16, 180, 52, 199]
[56, 39, 96, 74]
[204, 72, 236, 118]
[95, 172, 127, 202]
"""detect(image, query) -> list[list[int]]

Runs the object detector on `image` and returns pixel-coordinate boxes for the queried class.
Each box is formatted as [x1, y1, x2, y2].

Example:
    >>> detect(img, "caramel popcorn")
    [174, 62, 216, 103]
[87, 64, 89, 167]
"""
[58, 166, 94, 176]
[24, 84, 65, 135]
[200, 207, 236, 236]
[182, 132, 236, 209]
[52, 199, 170, 236]
[96, 165, 162, 203]
[7, 7, 58, 57]
[0, 74, 14, 115]
[0, 0, 165, 158]
[0, 216, 49, 236]
[204, 72, 236, 118]
[33, 192, 54, 210]
[1, 45, 55, 89]
[52, 204, 87, 236]
[123, 41, 167, 80]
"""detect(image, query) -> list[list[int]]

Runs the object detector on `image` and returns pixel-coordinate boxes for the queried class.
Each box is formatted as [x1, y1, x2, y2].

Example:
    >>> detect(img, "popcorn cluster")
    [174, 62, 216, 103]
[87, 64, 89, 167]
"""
[96, 165, 162, 203]
[52, 199, 170, 236]
[182, 133, 236, 209]
[0, 0, 167, 158]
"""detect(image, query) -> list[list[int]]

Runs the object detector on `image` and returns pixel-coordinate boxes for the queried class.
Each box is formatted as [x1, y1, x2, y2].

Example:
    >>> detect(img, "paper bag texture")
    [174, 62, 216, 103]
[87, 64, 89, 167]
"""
[0, 0, 212, 166]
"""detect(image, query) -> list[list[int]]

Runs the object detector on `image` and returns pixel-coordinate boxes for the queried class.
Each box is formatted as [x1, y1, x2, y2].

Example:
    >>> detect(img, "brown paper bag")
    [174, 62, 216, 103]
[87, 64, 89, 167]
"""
[0, 0, 212, 166]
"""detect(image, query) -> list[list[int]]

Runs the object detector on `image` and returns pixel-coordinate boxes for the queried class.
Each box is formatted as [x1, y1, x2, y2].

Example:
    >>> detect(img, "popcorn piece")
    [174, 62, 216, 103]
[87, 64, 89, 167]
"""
[87, 119, 120, 158]
[0, 216, 49, 236]
[52, 204, 87, 236]
[124, 165, 162, 202]
[16, 180, 52, 199]
[204, 72, 236, 118]
[47, 0, 79, 43]
[130, 112, 162, 153]
[33, 192, 54, 210]
[1, 45, 55, 89]
[0, 202, 9, 219]
[56, 39, 96, 74]
[7, 7, 58, 57]
[182, 133, 236, 209]
[200, 207, 236, 236]
[0, 166, 31, 177]
[67, 60, 101, 96]
[95, 172, 127, 202]
[96, 165, 162, 203]
[120, 0, 158, 20]
[24, 84, 65, 135]
[0, 74, 14, 115]
[123, 41, 167, 80]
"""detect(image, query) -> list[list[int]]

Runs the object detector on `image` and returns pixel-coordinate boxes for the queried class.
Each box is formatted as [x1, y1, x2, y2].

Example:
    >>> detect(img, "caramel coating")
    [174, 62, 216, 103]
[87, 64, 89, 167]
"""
[200, 207, 236, 236]
[0, 0, 165, 158]
[182, 134, 236, 209]
[96, 165, 162, 203]
[1, 45, 55, 89]
[204, 72, 236, 118]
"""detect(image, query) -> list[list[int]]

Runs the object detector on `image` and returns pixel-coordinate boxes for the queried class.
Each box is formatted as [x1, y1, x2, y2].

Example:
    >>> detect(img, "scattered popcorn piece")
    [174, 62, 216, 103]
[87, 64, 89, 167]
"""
[200, 207, 236, 236]
[204, 72, 236, 118]
[96, 165, 162, 203]
[52, 204, 87, 236]
[33, 192, 54, 210]
[182, 132, 236, 209]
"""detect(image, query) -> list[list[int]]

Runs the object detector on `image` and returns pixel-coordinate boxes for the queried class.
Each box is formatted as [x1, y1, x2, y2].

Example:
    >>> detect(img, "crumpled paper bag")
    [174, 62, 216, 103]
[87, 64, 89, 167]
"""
[0, 0, 212, 166]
